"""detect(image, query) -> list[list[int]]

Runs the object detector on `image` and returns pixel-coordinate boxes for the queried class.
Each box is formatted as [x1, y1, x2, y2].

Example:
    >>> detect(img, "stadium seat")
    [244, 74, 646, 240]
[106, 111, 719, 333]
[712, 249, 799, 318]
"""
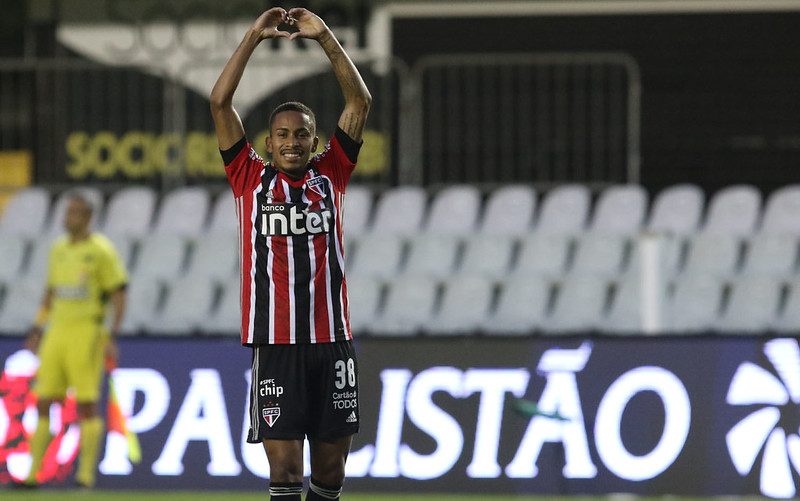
[401, 235, 461, 278]
[423, 184, 482, 236]
[600, 277, 666, 334]
[714, 275, 782, 333]
[346, 274, 383, 335]
[206, 190, 237, 236]
[152, 186, 211, 236]
[0, 187, 51, 237]
[47, 186, 104, 236]
[681, 234, 742, 277]
[186, 234, 238, 282]
[481, 275, 551, 335]
[117, 277, 162, 336]
[20, 237, 57, 283]
[534, 184, 590, 234]
[759, 184, 800, 234]
[701, 184, 762, 235]
[646, 183, 704, 235]
[665, 274, 724, 333]
[771, 279, 800, 333]
[457, 235, 516, 278]
[342, 184, 374, 237]
[347, 234, 405, 280]
[202, 276, 240, 337]
[102, 186, 157, 238]
[570, 234, 630, 277]
[371, 276, 438, 336]
[424, 275, 493, 336]
[144, 276, 216, 335]
[131, 234, 188, 281]
[368, 186, 427, 236]
[740, 235, 798, 276]
[0, 278, 42, 334]
[589, 184, 648, 235]
[0, 235, 27, 281]
[625, 235, 683, 279]
[514, 234, 573, 278]
[479, 184, 536, 235]
[542, 275, 610, 334]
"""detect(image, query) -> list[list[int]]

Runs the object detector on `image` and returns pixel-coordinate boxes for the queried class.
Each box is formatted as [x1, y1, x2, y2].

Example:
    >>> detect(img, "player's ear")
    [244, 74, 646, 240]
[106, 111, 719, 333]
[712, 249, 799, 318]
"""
[311, 136, 319, 152]
[265, 135, 273, 156]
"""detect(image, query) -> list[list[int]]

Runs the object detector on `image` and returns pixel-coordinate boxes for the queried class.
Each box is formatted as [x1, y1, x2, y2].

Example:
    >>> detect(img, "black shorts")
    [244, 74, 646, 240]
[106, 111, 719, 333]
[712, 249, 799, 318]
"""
[247, 340, 360, 443]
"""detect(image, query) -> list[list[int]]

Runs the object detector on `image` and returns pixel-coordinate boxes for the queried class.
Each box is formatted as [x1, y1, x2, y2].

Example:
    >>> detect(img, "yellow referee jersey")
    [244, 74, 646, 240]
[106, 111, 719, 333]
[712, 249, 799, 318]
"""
[46, 233, 128, 326]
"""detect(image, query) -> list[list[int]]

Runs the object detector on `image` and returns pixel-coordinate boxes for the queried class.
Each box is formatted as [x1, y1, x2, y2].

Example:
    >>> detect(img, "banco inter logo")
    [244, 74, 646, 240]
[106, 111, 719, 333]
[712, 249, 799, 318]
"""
[726, 338, 800, 499]
[260, 203, 333, 237]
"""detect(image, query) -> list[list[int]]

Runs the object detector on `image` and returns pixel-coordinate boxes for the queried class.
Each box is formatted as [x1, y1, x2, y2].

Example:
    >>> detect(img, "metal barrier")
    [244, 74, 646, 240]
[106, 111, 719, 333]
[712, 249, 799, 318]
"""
[0, 53, 640, 188]
[401, 53, 641, 186]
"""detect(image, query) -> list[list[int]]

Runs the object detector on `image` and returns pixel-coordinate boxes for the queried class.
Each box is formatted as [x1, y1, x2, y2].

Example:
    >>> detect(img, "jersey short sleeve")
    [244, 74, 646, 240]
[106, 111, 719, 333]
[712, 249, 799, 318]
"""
[222, 137, 265, 197]
[94, 235, 128, 293]
[311, 128, 361, 193]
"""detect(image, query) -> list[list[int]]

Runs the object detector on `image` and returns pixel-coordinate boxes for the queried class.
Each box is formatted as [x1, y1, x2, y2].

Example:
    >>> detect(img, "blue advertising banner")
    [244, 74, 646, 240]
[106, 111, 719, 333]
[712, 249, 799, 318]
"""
[0, 335, 798, 497]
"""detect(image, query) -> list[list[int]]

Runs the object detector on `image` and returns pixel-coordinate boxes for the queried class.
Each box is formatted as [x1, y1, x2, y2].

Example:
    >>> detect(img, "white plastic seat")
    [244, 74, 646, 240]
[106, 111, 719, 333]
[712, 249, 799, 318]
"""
[772, 280, 800, 333]
[342, 185, 374, 237]
[702, 184, 762, 236]
[535, 184, 590, 235]
[206, 190, 237, 236]
[369, 186, 427, 236]
[187, 235, 238, 281]
[681, 234, 742, 277]
[47, 187, 104, 236]
[144, 276, 216, 335]
[600, 277, 664, 334]
[346, 274, 383, 335]
[117, 277, 162, 336]
[665, 275, 724, 333]
[625, 235, 683, 279]
[0, 278, 42, 333]
[514, 234, 572, 278]
[760, 185, 800, 234]
[131, 234, 188, 281]
[105, 234, 135, 271]
[479, 184, 536, 235]
[0, 187, 51, 237]
[402, 235, 461, 278]
[647, 183, 704, 236]
[714, 275, 782, 333]
[542, 275, 610, 334]
[458, 235, 516, 278]
[21, 237, 58, 283]
[590, 184, 648, 235]
[0, 235, 27, 281]
[371, 276, 437, 336]
[347, 235, 405, 280]
[481, 275, 551, 335]
[152, 186, 211, 236]
[570, 235, 629, 276]
[202, 276, 240, 336]
[741, 235, 798, 276]
[424, 185, 482, 236]
[424, 276, 493, 336]
[102, 186, 157, 238]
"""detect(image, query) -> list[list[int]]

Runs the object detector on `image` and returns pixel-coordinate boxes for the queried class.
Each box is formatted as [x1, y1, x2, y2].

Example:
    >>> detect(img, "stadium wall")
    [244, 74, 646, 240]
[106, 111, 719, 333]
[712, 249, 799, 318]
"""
[1, 335, 797, 498]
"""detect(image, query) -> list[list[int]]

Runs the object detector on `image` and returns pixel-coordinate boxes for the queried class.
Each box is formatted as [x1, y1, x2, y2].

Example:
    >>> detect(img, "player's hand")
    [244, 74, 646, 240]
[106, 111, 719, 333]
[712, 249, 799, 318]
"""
[104, 339, 119, 372]
[252, 7, 291, 41]
[25, 328, 41, 353]
[286, 8, 329, 41]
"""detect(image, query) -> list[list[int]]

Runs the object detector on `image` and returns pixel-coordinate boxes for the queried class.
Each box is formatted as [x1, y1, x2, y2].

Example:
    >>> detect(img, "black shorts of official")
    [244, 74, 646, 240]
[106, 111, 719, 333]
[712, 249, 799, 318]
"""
[247, 340, 360, 443]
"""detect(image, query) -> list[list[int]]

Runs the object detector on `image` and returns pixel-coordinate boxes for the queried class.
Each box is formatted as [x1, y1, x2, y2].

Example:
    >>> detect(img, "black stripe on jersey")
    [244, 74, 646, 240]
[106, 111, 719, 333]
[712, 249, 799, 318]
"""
[254, 170, 278, 342]
[328, 230, 346, 341]
[287, 184, 312, 343]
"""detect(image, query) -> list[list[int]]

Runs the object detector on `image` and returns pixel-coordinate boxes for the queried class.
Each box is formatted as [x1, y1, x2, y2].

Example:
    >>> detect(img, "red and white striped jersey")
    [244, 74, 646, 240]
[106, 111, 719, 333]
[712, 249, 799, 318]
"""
[222, 129, 359, 345]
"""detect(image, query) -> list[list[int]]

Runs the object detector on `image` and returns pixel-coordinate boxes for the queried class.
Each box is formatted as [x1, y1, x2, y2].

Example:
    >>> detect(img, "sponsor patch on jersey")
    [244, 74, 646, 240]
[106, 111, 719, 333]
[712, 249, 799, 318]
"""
[260, 203, 333, 236]
[262, 406, 280, 427]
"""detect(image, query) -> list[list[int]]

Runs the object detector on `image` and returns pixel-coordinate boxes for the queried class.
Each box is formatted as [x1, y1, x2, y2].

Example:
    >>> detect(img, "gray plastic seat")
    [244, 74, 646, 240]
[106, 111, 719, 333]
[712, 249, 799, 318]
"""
[570, 235, 629, 277]
[0, 187, 51, 237]
[600, 277, 668, 334]
[0, 278, 42, 334]
[759, 184, 800, 234]
[369, 186, 427, 236]
[714, 275, 782, 333]
[646, 183, 704, 236]
[347, 234, 405, 280]
[665, 274, 724, 333]
[206, 190, 237, 236]
[342, 185, 374, 237]
[535, 184, 591, 235]
[402, 235, 461, 278]
[590, 184, 648, 235]
[702, 184, 762, 236]
[542, 275, 610, 334]
[514, 234, 572, 278]
[102, 186, 157, 238]
[145, 276, 216, 335]
[458, 235, 516, 278]
[118, 277, 162, 336]
[424, 276, 493, 336]
[371, 276, 437, 336]
[0, 235, 27, 281]
[131, 234, 188, 281]
[346, 274, 383, 335]
[741, 235, 798, 276]
[424, 185, 482, 236]
[479, 184, 536, 235]
[202, 276, 240, 336]
[152, 186, 211, 236]
[681, 234, 742, 277]
[481, 275, 551, 335]
[772, 279, 800, 333]
[187, 234, 238, 281]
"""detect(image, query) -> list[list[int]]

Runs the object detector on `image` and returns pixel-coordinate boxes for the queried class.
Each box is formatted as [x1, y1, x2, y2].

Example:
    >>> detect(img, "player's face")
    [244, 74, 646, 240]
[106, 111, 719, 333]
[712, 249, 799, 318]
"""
[64, 198, 91, 236]
[266, 110, 319, 180]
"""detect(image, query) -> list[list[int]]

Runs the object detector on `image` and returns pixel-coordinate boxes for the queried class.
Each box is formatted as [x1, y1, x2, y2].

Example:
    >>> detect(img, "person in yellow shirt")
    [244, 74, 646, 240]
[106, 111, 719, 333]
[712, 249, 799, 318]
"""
[20, 193, 127, 489]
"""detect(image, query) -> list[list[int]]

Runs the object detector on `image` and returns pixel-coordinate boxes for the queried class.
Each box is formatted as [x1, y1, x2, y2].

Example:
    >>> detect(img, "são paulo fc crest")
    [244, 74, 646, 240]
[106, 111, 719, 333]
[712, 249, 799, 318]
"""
[262, 406, 280, 427]
[307, 176, 326, 198]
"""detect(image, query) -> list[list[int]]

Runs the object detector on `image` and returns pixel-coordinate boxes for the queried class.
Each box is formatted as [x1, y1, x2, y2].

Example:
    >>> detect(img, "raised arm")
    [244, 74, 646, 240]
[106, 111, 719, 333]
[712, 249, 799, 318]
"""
[210, 8, 291, 150]
[287, 8, 372, 142]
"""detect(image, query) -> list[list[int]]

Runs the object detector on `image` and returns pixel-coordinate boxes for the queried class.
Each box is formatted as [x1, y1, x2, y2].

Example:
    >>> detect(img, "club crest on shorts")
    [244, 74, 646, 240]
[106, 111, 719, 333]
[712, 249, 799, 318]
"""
[262, 406, 281, 427]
